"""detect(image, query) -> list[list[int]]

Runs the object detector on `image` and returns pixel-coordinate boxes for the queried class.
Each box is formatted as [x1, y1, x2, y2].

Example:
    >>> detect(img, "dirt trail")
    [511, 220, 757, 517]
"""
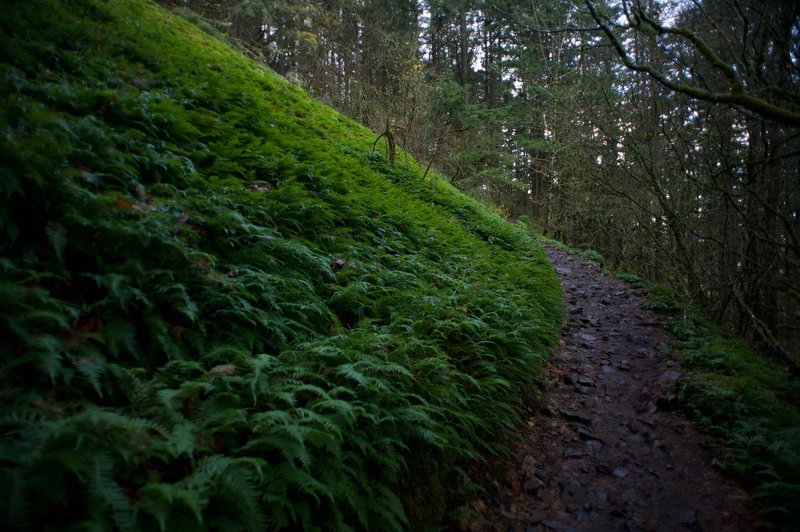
[462, 247, 757, 531]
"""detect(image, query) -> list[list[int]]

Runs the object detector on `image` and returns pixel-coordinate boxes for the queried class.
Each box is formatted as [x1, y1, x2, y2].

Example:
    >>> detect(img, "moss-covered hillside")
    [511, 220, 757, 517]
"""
[0, 0, 561, 529]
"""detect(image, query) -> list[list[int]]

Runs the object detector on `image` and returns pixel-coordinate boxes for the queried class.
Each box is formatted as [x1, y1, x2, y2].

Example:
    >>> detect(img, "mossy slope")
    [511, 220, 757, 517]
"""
[0, 0, 561, 529]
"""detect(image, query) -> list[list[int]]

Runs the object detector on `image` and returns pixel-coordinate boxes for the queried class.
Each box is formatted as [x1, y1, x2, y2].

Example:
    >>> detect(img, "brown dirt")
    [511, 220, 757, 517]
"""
[458, 246, 758, 531]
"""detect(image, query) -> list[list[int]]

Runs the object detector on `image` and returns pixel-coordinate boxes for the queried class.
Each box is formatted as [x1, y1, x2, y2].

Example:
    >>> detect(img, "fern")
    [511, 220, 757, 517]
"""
[0, 0, 563, 529]
[140, 482, 206, 530]
[27, 334, 65, 383]
[103, 316, 139, 358]
[85, 453, 136, 532]
[44, 222, 68, 265]
[1, 469, 32, 532]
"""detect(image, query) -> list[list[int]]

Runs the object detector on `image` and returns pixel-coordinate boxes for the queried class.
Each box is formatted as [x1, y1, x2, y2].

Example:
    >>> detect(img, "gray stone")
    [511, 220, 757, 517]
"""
[542, 520, 576, 532]
[678, 508, 697, 525]
[612, 466, 630, 478]
[523, 476, 544, 493]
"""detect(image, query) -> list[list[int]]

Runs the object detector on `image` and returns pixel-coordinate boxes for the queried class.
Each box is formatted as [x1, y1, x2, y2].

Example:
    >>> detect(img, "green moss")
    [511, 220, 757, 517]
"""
[0, 0, 561, 530]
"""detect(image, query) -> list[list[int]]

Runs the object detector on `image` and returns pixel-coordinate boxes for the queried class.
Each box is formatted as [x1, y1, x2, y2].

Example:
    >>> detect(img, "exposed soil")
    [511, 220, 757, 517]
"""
[459, 246, 758, 531]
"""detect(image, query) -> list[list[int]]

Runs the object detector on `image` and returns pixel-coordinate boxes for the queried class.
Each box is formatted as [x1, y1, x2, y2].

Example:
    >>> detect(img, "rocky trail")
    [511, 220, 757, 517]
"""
[462, 247, 757, 531]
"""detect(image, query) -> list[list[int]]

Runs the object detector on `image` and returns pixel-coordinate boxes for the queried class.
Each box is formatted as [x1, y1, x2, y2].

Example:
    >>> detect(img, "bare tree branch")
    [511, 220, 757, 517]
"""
[584, 0, 800, 127]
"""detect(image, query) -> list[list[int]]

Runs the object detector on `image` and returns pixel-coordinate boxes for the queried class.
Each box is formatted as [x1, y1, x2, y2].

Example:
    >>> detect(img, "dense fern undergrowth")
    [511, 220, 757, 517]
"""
[0, 1, 562, 529]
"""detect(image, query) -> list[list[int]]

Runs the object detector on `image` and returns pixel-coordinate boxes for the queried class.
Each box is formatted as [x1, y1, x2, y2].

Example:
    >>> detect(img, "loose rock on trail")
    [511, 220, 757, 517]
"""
[461, 247, 757, 531]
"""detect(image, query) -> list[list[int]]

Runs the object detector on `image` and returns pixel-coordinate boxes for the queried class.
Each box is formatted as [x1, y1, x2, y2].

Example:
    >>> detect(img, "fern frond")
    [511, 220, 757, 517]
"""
[102, 316, 139, 358]
[45, 222, 68, 265]
[0, 468, 32, 532]
[27, 334, 64, 383]
[86, 453, 135, 532]
[140, 482, 206, 530]
[274, 461, 333, 503]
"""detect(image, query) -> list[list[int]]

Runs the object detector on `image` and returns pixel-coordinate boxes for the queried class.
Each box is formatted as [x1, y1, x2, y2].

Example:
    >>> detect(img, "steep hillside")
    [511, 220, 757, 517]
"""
[0, 0, 561, 529]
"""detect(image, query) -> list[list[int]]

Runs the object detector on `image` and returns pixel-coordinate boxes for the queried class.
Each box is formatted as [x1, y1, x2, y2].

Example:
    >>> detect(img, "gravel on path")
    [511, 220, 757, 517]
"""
[459, 246, 758, 531]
